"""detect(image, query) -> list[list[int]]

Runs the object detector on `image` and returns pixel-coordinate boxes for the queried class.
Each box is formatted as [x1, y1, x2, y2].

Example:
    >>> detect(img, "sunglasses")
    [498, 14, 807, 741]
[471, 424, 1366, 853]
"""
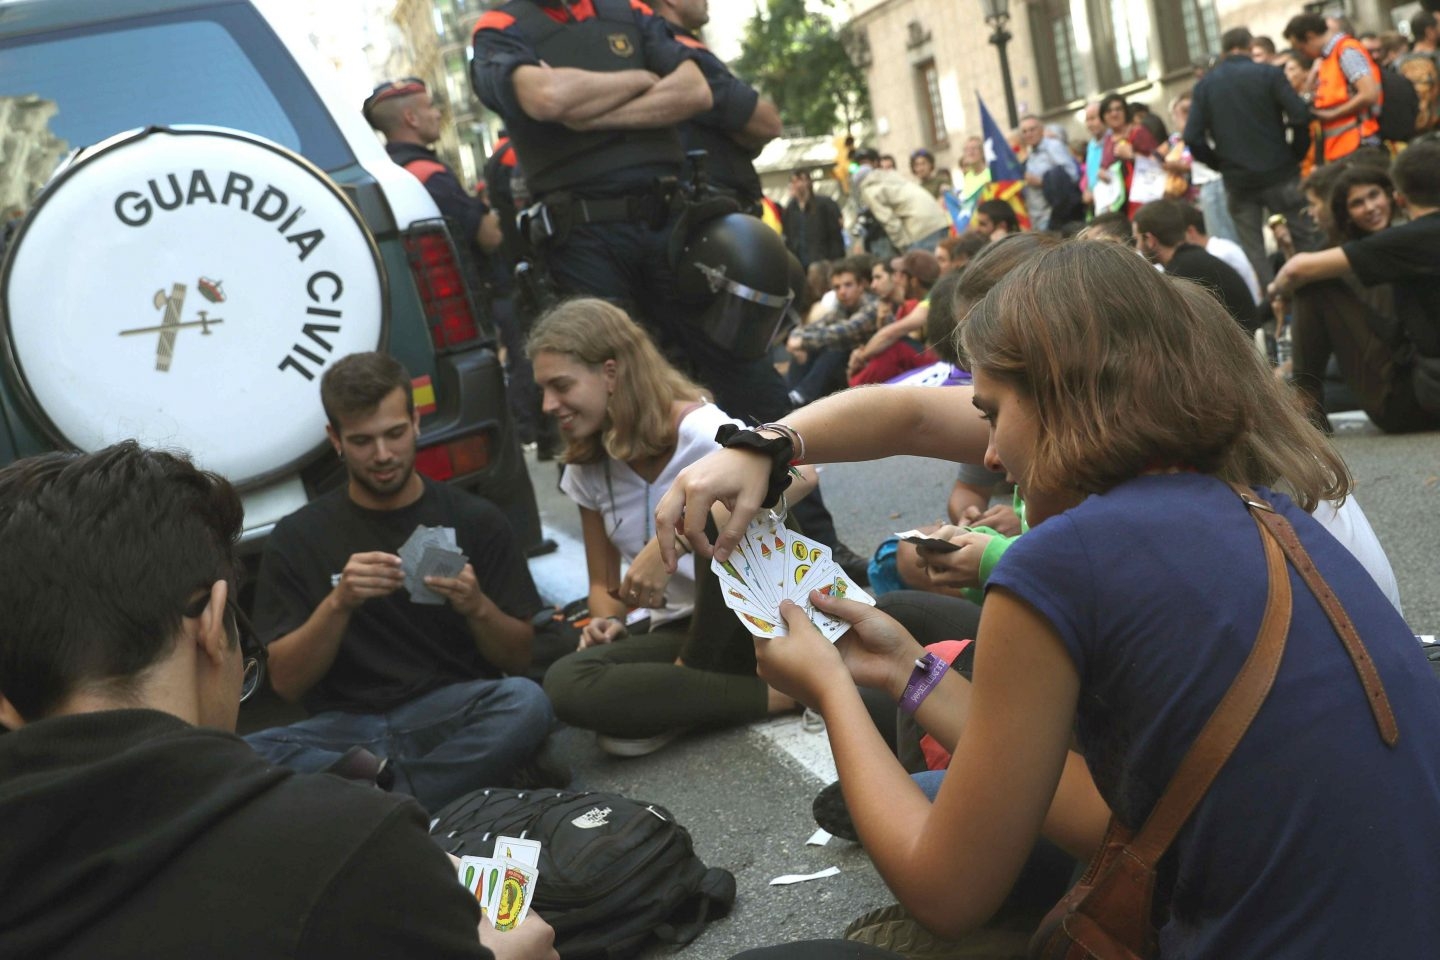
[228, 600, 267, 703]
[184, 592, 267, 703]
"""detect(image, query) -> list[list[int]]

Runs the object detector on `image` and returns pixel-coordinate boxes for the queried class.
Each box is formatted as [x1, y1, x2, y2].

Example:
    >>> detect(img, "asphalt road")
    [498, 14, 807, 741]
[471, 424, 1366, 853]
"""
[522, 408, 1440, 959]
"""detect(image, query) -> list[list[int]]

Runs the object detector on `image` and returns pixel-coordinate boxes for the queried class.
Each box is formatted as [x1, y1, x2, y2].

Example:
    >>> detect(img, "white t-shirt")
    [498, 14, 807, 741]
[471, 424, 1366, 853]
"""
[559, 402, 741, 626]
[1206, 235, 1263, 305]
[1314, 494, 1403, 616]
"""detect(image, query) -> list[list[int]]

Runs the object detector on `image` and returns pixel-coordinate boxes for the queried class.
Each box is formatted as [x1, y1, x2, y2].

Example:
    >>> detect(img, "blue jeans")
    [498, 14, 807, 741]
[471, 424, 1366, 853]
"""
[1196, 178, 1239, 246]
[244, 677, 553, 814]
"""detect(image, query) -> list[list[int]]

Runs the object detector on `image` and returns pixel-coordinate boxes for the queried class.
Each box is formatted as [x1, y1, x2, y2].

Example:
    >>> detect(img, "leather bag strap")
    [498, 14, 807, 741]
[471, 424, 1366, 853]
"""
[1247, 501, 1400, 746]
[1126, 487, 1292, 866]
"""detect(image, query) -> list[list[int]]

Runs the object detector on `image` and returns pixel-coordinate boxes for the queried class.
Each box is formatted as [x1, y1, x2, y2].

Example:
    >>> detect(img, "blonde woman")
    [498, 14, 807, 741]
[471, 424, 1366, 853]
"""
[529, 299, 810, 756]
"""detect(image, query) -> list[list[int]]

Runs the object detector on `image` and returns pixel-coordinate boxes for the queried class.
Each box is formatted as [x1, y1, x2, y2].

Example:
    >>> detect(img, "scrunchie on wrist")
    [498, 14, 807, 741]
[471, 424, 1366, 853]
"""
[715, 424, 795, 509]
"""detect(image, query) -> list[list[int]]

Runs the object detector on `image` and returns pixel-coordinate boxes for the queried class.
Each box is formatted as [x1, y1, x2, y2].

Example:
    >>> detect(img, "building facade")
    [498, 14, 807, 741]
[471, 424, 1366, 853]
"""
[847, 0, 1421, 171]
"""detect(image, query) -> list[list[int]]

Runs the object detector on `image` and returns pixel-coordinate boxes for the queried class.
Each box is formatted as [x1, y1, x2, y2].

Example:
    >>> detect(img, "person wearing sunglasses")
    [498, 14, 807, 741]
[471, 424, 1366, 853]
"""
[0, 441, 557, 959]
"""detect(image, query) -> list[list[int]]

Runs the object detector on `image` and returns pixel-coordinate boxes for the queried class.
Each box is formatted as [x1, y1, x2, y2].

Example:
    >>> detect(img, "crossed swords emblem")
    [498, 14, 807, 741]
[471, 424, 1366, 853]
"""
[118, 281, 225, 372]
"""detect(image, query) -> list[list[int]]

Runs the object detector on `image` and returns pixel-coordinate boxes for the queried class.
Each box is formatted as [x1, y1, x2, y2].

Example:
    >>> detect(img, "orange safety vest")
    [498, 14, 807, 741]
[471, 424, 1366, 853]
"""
[1313, 35, 1383, 164]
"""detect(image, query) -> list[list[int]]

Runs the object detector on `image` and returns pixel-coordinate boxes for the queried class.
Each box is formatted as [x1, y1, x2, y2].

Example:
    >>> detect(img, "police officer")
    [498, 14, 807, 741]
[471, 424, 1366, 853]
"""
[364, 78, 503, 262]
[651, 0, 780, 213]
[366, 80, 542, 447]
[469, 0, 796, 424]
[472, 1, 866, 578]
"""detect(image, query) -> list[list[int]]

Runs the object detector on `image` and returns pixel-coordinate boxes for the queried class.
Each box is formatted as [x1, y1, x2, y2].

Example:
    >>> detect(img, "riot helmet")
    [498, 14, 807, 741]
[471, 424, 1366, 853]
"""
[674, 213, 794, 361]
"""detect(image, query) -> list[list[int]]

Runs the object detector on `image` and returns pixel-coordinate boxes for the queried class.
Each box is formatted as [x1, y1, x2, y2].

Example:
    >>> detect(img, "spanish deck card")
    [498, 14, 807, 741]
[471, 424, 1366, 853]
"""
[399, 524, 466, 604]
[713, 517, 874, 642]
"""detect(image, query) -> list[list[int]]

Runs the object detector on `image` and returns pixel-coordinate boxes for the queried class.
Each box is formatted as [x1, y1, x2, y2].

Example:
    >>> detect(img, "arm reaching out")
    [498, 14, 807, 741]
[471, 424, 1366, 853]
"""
[654, 386, 990, 567]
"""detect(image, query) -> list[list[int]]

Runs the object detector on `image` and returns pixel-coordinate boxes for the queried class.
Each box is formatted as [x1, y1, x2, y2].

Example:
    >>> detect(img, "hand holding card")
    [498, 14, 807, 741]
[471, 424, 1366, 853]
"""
[713, 518, 875, 643]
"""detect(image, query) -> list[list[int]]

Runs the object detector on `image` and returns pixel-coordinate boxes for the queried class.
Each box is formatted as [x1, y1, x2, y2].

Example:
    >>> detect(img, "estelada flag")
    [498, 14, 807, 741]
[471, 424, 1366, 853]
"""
[977, 94, 1031, 231]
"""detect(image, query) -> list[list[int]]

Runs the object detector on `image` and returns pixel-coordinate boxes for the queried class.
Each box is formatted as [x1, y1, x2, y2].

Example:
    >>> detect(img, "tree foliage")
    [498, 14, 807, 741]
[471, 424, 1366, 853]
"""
[733, 0, 871, 137]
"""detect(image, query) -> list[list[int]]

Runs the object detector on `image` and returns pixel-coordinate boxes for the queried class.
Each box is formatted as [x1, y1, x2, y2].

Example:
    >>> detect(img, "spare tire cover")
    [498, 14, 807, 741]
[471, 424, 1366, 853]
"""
[1, 126, 386, 487]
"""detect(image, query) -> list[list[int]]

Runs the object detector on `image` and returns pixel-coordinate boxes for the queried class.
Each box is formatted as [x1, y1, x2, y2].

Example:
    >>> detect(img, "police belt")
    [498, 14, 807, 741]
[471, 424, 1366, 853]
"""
[522, 191, 669, 246]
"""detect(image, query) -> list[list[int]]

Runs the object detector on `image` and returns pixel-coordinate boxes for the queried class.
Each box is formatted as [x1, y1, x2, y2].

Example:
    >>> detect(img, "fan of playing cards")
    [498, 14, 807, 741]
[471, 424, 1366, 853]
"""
[398, 524, 469, 605]
[457, 835, 541, 930]
[712, 514, 875, 642]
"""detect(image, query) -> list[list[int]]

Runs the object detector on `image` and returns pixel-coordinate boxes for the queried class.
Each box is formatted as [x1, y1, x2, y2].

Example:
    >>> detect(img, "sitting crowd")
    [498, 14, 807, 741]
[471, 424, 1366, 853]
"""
[3, 19, 1440, 956]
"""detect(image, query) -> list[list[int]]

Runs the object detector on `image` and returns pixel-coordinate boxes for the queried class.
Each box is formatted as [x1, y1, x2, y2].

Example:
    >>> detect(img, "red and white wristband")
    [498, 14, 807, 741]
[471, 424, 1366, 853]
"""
[898, 652, 950, 715]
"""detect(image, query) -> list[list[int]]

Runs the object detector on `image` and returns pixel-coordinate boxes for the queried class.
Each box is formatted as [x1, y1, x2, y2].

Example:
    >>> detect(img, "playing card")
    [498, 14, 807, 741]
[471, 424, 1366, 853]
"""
[894, 529, 964, 553]
[410, 544, 468, 605]
[733, 514, 787, 607]
[459, 855, 506, 924]
[492, 858, 538, 931]
[492, 835, 542, 869]
[715, 516, 875, 643]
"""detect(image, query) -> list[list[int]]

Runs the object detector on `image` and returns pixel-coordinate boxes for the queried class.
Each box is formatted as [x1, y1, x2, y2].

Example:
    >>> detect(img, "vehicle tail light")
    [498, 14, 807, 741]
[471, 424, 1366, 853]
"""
[415, 433, 491, 481]
[402, 224, 482, 351]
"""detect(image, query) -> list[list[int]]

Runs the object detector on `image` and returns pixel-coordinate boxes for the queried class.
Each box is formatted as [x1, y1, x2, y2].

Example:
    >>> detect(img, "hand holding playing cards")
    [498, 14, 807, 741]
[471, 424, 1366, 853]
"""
[917, 528, 993, 591]
[656, 448, 772, 568]
[478, 911, 558, 960]
[424, 563, 489, 618]
[753, 598, 852, 709]
[333, 552, 404, 609]
[830, 596, 927, 697]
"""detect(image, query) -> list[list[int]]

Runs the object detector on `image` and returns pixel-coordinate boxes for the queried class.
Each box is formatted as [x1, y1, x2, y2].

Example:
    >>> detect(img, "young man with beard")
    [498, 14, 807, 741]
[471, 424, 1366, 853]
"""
[244, 353, 556, 813]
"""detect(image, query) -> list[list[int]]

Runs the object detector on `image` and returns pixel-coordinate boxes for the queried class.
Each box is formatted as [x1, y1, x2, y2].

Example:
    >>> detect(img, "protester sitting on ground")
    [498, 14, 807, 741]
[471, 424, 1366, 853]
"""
[970, 199, 1019, 240]
[658, 240, 1440, 955]
[1328, 164, 1402, 240]
[869, 257, 908, 323]
[0, 442, 558, 960]
[529, 300, 815, 757]
[852, 147, 953, 253]
[1076, 210, 1134, 245]
[1273, 141, 1440, 434]
[1179, 203, 1263, 303]
[848, 249, 941, 385]
[786, 256, 882, 406]
[1134, 199, 1260, 329]
[934, 235, 963, 273]
[244, 353, 558, 813]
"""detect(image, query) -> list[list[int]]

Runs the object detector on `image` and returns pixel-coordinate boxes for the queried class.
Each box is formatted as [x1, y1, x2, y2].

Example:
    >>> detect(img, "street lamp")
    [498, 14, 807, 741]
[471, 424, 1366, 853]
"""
[979, 0, 1019, 130]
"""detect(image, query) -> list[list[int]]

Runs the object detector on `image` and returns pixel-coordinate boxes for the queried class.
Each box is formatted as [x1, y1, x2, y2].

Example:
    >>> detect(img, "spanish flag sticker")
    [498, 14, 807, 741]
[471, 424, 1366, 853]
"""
[412, 375, 437, 416]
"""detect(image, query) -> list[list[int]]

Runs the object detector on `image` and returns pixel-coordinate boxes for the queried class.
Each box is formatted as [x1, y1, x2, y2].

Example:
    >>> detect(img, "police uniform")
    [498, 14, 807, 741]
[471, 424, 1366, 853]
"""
[470, 0, 791, 426]
[668, 26, 766, 211]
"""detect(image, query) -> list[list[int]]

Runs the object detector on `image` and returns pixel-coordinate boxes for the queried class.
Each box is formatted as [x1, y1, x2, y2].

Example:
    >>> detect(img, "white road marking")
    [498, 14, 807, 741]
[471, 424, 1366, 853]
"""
[747, 713, 837, 785]
[527, 527, 591, 607]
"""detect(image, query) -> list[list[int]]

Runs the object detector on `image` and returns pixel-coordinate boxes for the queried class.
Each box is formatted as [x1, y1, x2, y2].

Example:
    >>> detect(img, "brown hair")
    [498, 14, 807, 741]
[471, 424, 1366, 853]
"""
[942, 233, 1065, 367]
[960, 240, 1349, 509]
[1329, 166, 1396, 241]
[527, 299, 708, 465]
[320, 352, 413, 432]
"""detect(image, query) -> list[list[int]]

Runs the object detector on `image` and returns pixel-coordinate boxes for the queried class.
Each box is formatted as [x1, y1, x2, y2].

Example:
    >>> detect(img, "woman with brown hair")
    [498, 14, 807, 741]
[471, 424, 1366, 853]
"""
[529, 299, 812, 756]
[658, 241, 1440, 954]
[1097, 93, 1162, 218]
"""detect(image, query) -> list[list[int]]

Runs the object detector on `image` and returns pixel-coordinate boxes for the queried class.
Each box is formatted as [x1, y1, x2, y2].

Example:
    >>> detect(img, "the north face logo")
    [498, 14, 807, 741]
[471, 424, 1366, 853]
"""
[571, 806, 612, 829]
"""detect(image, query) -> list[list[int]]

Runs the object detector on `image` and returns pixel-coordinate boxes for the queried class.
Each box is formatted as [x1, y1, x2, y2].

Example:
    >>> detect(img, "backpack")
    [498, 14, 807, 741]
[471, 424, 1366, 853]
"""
[430, 787, 736, 959]
[1396, 53, 1440, 133]
[1378, 65, 1419, 142]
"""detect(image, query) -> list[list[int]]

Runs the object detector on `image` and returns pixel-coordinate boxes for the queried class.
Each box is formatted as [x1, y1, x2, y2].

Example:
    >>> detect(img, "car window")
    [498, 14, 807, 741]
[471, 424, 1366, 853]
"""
[0, 4, 353, 177]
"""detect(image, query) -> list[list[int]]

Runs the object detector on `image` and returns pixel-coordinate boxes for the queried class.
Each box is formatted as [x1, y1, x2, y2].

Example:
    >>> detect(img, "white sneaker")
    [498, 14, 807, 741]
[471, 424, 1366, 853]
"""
[596, 729, 686, 757]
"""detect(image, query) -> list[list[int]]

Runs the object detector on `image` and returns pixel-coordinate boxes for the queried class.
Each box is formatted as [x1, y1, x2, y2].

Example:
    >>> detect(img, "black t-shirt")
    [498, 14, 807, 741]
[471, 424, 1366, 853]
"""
[1166, 243, 1259, 330]
[1344, 212, 1440, 356]
[254, 480, 543, 715]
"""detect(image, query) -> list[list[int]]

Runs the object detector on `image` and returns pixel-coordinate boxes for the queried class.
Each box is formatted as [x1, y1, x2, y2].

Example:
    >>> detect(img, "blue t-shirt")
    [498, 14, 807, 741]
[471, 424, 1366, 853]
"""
[988, 474, 1440, 957]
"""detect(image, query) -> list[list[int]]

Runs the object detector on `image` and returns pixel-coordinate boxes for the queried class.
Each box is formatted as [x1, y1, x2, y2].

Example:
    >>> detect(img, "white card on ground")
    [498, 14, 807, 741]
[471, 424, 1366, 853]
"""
[806, 828, 832, 846]
[769, 865, 840, 885]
